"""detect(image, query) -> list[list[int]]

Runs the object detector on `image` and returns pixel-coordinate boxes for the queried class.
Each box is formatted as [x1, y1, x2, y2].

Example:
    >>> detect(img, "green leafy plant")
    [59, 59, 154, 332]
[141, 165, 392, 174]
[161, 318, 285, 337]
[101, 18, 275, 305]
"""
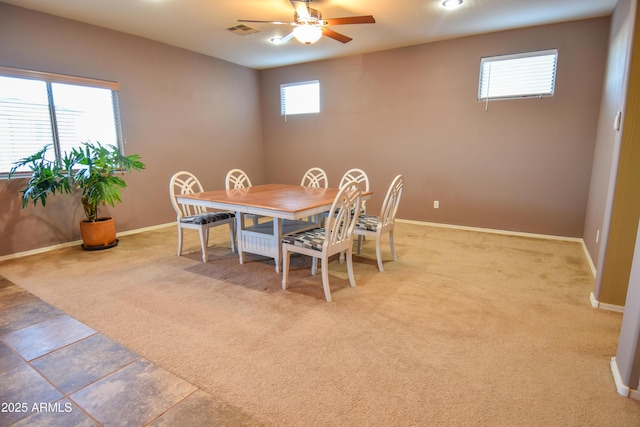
[9, 142, 146, 222]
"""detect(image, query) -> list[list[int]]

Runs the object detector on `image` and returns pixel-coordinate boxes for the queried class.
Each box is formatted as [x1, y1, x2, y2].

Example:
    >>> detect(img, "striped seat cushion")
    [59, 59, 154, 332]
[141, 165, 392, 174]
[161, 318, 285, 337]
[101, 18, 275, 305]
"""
[355, 214, 380, 232]
[282, 228, 325, 251]
[181, 211, 235, 225]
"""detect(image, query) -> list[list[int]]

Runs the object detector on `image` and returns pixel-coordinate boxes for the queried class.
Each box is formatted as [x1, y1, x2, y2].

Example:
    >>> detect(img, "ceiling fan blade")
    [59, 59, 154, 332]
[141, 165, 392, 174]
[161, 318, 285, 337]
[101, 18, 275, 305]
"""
[290, 0, 311, 21]
[281, 32, 295, 43]
[321, 16, 376, 26]
[238, 19, 292, 25]
[321, 27, 352, 43]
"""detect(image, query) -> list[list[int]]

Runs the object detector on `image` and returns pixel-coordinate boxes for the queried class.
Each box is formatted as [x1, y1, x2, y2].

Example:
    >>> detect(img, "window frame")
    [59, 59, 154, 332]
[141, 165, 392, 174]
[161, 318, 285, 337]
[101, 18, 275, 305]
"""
[477, 49, 558, 102]
[0, 66, 124, 178]
[280, 80, 320, 117]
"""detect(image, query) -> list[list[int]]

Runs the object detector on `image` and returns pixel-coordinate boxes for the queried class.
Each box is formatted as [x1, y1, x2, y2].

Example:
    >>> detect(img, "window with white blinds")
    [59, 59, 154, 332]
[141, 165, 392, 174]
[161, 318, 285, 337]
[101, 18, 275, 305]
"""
[281, 80, 320, 116]
[0, 66, 123, 176]
[478, 49, 558, 101]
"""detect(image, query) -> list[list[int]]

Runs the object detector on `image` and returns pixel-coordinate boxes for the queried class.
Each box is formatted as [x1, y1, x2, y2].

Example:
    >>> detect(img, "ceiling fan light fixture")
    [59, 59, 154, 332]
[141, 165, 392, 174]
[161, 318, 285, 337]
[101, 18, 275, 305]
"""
[442, 0, 463, 9]
[293, 25, 323, 44]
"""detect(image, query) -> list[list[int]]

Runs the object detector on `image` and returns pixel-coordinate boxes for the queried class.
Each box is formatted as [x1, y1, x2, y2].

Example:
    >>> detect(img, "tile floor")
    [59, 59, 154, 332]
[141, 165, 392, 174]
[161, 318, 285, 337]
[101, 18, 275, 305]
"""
[0, 276, 262, 426]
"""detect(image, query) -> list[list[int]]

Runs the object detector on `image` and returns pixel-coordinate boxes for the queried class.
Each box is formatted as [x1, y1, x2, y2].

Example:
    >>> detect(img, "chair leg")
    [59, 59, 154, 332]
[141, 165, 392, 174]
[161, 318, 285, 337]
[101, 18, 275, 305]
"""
[199, 227, 208, 263]
[375, 235, 384, 272]
[346, 248, 357, 287]
[311, 257, 318, 275]
[357, 235, 363, 254]
[229, 222, 236, 253]
[177, 225, 184, 256]
[282, 246, 291, 290]
[321, 257, 332, 302]
[389, 229, 397, 261]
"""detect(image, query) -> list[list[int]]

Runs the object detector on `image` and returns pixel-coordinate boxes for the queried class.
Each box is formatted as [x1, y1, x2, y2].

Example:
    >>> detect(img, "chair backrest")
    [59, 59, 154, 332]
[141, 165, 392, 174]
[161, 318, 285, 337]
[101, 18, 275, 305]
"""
[379, 175, 404, 228]
[324, 182, 362, 249]
[300, 167, 328, 188]
[339, 168, 370, 192]
[169, 171, 207, 219]
[225, 169, 252, 190]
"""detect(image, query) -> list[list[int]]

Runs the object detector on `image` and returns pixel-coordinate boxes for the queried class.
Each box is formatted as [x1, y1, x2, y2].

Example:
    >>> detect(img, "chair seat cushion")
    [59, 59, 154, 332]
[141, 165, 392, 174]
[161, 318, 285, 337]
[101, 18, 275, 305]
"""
[356, 214, 380, 232]
[181, 211, 235, 225]
[282, 228, 325, 251]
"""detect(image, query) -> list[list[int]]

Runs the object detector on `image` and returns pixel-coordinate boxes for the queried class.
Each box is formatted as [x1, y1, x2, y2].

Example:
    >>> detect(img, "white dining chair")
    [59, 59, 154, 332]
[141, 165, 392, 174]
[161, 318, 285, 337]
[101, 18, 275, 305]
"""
[169, 171, 236, 263]
[301, 167, 329, 225]
[225, 168, 252, 189]
[354, 175, 404, 272]
[300, 167, 329, 188]
[281, 182, 362, 302]
[225, 168, 260, 225]
[339, 168, 370, 213]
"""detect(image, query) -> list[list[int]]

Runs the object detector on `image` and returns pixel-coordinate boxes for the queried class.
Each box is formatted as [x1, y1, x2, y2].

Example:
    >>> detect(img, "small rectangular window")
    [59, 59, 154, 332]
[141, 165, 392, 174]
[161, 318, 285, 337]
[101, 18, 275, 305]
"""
[0, 66, 123, 176]
[478, 49, 558, 101]
[281, 80, 320, 116]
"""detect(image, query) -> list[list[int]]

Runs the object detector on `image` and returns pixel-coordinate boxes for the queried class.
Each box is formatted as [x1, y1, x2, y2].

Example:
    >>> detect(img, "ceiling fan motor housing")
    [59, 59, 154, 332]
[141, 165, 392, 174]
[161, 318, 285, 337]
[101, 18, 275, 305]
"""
[295, 7, 322, 24]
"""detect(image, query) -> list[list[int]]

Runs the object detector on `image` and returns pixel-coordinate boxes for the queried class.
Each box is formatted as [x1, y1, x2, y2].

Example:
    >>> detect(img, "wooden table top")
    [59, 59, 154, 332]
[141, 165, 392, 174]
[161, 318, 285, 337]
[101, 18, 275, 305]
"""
[179, 183, 363, 215]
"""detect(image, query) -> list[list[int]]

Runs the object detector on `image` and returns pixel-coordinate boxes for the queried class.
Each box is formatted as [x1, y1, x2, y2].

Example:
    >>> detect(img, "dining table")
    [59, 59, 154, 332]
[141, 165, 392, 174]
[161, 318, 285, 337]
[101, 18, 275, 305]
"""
[176, 183, 371, 272]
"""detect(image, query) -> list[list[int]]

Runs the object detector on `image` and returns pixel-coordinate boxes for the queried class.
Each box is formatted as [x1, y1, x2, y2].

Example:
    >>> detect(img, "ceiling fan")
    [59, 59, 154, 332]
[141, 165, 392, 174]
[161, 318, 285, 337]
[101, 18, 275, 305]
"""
[238, 0, 375, 45]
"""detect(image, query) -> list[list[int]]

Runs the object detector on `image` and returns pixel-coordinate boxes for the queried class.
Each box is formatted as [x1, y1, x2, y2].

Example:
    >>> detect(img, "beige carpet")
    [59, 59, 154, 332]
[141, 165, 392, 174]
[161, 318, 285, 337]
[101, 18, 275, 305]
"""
[1, 222, 639, 426]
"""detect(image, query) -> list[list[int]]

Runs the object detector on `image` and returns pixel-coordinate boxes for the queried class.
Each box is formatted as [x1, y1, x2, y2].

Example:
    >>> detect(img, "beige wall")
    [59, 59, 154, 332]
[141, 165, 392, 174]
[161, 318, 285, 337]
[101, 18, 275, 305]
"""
[260, 18, 609, 237]
[585, 0, 638, 306]
[599, 0, 640, 306]
[0, 4, 265, 257]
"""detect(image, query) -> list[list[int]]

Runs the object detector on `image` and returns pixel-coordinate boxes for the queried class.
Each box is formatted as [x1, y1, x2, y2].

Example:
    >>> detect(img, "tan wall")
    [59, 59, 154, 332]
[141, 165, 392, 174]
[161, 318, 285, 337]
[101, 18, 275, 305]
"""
[0, 4, 265, 257]
[260, 18, 609, 237]
[584, 0, 635, 271]
[584, 0, 638, 306]
[599, 0, 640, 306]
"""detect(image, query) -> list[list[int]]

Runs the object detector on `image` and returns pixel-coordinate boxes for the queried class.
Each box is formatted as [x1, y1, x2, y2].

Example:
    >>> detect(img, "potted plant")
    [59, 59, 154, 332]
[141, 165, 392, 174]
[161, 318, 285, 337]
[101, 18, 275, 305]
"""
[8, 141, 146, 250]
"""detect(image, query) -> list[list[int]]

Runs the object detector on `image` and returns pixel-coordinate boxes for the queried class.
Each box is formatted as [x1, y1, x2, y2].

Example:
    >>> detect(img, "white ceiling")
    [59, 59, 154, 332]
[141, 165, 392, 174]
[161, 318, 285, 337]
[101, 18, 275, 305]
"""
[1, 0, 618, 70]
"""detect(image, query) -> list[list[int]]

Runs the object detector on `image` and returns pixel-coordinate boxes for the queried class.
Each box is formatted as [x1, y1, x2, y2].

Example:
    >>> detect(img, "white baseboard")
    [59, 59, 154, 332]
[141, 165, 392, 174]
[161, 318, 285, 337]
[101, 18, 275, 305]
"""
[397, 219, 584, 243]
[581, 240, 597, 278]
[590, 292, 600, 309]
[610, 356, 640, 400]
[611, 357, 630, 397]
[0, 222, 174, 262]
[115, 222, 174, 236]
[590, 292, 625, 313]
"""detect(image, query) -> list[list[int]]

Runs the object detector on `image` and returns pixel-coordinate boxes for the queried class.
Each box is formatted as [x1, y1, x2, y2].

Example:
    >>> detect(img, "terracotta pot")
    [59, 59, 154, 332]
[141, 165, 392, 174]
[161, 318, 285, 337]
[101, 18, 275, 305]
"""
[79, 217, 117, 249]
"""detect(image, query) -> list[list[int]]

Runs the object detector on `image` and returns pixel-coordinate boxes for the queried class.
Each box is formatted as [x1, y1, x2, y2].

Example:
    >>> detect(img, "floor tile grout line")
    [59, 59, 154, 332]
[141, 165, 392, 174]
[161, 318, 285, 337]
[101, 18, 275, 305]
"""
[25, 331, 100, 364]
[2, 329, 147, 426]
[23, 363, 103, 427]
[0, 345, 98, 427]
[142, 388, 200, 426]
[1, 312, 69, 340]
[1, 329, 105, 426]
[25, 339, 146, 426]
[65, 355, 144, 396]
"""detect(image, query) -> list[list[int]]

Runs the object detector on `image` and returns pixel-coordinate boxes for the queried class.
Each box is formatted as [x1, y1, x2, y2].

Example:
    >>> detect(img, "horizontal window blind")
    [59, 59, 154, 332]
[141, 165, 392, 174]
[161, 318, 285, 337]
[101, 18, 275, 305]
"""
[281, 80, 320, 116]
[0, 67, 123, 176]
[0, 76, 56, 172]
[478, 49, 558, 101]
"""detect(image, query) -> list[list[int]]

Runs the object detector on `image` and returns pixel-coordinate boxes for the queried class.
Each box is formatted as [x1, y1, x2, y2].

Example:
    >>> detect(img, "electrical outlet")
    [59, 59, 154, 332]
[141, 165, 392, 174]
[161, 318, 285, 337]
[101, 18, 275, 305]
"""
[434, 200, 439, 209]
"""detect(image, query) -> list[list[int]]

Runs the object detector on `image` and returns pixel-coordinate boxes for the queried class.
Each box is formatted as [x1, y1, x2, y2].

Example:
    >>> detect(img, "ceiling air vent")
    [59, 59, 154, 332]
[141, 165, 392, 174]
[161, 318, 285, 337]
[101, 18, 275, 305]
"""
[226, 24, 260, 36]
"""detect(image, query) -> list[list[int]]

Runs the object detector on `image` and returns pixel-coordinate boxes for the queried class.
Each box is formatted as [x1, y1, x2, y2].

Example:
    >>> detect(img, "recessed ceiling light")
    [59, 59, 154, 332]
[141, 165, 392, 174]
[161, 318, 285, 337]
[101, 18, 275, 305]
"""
[442, 0, 463, 9]
[270, 37, 284, 44]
